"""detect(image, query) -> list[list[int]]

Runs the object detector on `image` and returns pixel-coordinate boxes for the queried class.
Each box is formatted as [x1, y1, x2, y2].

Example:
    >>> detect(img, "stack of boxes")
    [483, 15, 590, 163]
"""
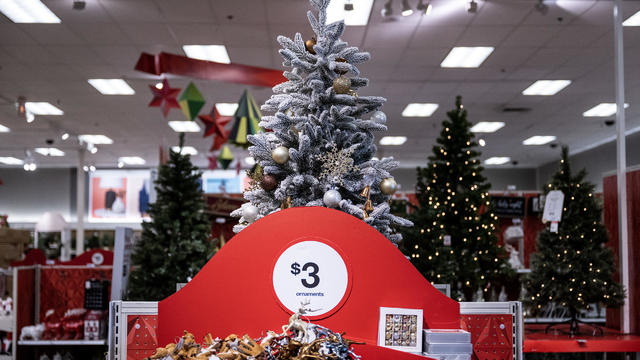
[423, 329, 473, 360]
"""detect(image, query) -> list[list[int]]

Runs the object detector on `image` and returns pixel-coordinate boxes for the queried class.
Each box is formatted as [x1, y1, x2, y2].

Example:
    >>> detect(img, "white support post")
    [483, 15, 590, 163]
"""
[76, 148, 86, 255]
[613, 0, 630, 334]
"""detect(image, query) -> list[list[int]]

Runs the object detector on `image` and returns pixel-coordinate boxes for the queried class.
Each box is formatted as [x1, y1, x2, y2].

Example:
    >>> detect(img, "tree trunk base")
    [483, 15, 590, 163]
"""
[544, 317, 604, 337]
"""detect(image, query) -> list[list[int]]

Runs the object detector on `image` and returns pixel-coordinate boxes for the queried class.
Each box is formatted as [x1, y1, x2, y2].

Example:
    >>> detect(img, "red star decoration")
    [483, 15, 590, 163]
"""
[198, 105, 232, 139]
[148, 78, 181, 117]
[210, 130, 230, 152]
[208, 156, 218, 170]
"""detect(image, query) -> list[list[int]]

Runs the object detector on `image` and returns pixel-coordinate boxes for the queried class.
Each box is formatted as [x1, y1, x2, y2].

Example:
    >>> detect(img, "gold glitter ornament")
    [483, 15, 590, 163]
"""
[332, 76, 351, 94]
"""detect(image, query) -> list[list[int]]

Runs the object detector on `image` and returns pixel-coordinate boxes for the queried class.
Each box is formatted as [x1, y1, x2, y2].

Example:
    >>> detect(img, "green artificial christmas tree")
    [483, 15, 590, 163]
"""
[126, 133, 213, 301]
[526, 147, 624, 335]
[401, 96, 512, 301]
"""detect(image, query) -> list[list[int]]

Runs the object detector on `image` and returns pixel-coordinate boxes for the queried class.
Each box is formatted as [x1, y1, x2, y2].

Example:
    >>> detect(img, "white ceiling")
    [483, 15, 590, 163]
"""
[0, 0, 639, 170]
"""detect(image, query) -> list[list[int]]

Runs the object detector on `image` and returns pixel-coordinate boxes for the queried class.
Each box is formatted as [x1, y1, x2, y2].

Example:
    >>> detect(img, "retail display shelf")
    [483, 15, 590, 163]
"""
[0, 354, 12, 360]
[18, 339, 106, 346]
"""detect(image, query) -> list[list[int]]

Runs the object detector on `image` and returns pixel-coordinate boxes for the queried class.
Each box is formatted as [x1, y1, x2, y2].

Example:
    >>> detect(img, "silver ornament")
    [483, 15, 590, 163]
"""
[271, 146, 290, 164]
[380, 178, 398, 195]
[371, 111, 387, 124]
[323, 189, 342, 208]
[243, 204, 259, 222]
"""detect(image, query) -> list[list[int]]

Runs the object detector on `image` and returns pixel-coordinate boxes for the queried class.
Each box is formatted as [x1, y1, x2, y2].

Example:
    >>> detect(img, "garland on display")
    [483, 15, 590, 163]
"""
[146, 305, 360, 360]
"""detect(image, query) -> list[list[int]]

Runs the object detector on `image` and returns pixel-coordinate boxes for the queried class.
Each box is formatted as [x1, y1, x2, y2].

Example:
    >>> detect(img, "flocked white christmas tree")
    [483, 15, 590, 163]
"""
[231, 0, 412, 243]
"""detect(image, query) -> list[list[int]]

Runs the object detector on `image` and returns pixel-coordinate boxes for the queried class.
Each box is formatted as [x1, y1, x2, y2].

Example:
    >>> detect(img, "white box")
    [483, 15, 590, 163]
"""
[424, 342, 473, 354]
[424, 329, 471, 344]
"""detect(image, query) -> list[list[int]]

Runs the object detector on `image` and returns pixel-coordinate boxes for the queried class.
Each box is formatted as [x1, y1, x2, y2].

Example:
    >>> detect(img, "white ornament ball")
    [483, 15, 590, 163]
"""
[243, 204, 259, 222]
[323, 190, 342, 208]
[380, 178, 398, 195]
[271, 146, 290, 164]
[371, 111, 387, 124]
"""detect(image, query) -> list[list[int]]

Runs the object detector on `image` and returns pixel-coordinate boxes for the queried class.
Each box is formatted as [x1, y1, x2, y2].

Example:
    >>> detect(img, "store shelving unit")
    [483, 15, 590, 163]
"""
[18, 340, 106, 346]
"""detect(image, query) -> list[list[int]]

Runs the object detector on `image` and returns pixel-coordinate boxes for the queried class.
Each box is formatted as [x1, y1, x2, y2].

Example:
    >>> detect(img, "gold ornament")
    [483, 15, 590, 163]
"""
[380, 178, 398, 195]
[281, 196, 292, 209]
[364, 199, 374, 212]
[305, 37, 316, 54]
[272, 146, 290, 164]
[363, 210, 369, 219]
[360, 185, 370, 198]
[332, 76, 351, 94]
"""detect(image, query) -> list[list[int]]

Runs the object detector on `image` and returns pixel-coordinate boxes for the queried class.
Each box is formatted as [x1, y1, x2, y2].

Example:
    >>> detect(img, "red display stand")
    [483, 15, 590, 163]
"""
[157, 207, 460, 358]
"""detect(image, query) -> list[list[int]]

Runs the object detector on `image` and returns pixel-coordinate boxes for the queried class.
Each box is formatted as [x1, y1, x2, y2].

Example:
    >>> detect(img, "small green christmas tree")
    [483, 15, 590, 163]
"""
[126, 134, 213, 301]
[526, 147, 624, 334]
[401, 96, 512, 301]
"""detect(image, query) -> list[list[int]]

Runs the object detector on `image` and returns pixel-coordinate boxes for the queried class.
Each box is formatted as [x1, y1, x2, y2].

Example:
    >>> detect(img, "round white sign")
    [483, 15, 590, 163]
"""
[272, 240, 349, 317]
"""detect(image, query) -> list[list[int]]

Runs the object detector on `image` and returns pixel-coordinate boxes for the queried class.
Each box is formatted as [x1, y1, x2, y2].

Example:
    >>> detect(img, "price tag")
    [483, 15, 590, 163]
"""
[272, 240, 350, 317]
[542, 190, 564, 223]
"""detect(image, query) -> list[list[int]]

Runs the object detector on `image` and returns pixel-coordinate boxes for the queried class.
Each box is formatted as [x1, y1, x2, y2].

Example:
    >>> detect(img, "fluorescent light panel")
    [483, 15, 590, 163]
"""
[34, 147, 65, 156]
[623, 10, 640, 26]
[470, 122, 505, 133]
[183, 45, 231, 63]
[79, 134, 113, 144]
[583, 103, 629, 117]
[0, 157, 23, 165]
[523, 136, 556, 145]
[0, 0, 61, 23]
[402, 103, 439, 117]
[0, 124, 9, 132]
[88, 79, 135, 95]
[441, 47, 494, 68]
[522, 80, 571, 96]
[379, 136, 407, 146]
[216, 103, 239, 116]
[168, 121, 201, 133]
[326, 0, 374, 26]
[485, 157, 510, 165]
[172, 146, 198, 155]
[25, 102, 63, 115]
[118, 156, 146, 165]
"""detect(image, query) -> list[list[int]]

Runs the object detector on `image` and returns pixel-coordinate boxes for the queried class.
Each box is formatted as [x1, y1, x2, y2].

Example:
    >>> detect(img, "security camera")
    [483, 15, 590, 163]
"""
[550, 143, 558, 149]
[46, 139, 54, 145]
[604, 119, 615, 127]
[512, 160, 519, 166]
[73, 0, 86, 10]
[344, 0, 354, 11]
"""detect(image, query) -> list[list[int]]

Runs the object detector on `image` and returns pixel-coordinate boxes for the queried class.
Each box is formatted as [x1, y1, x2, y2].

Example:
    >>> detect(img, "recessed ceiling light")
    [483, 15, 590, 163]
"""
[478, 138, 486, 146]
[485, 157, 510, 165]
[0, 0, 61, 23]
[470, 122, 505, 133]
[441, 47, 494, 68]
[216, 103, 239, 116]
[168, 121, 201, 133]
[88, 79, 135, 95]
[172, 146, 198, 155]
[183, 45, 231, 64]
[623, 10, 640, 26]
[522, 135, 556, 145]
[0, 157, 23, 165]
[326, 0, 373, 26]
[25, 102, 63, 115]
[34, 147, 65, 156]
[61, 132, 70, 140]
[522, 80, 571, 96]
[402, 103, 439, 117]
[583, 103, 629, 117]
[0, 124, 9, 132]
[379, 136, 407, 146]
[79, 134, 113, 144]
[118, 156, 146, 165]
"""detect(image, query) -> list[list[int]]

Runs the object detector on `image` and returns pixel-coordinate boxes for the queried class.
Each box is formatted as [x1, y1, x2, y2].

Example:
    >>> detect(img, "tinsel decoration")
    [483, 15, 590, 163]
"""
[317, 144, 358, 186]
[228, 89, 263, 148]
[178, 82, 206, 121]
[218, 145, 234, 170]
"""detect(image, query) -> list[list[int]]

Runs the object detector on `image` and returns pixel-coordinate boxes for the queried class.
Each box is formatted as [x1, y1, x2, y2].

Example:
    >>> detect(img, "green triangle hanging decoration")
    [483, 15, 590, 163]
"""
[218, 145, 234, 170]
[228, 90, 263, 148]
[178, 82, 206, 121]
